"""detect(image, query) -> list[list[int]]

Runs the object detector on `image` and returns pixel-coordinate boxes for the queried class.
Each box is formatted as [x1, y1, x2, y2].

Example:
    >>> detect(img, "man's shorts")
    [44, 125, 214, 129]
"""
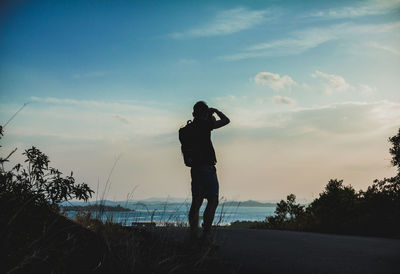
[191, 165, 219, 199]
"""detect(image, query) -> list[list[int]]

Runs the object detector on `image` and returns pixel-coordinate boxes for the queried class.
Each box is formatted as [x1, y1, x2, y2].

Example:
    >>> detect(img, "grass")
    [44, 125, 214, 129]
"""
[65, 195, 246, 228]
[1, 195, 239, 273]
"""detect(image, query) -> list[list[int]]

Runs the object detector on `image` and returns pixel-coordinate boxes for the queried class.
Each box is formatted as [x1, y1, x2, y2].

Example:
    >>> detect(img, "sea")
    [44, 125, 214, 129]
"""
[64, 203, 276, 226]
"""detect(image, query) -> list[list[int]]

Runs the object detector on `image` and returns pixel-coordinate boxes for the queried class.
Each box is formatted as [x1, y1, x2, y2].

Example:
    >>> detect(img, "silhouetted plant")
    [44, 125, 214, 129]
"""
[0, 127, 93, 209]
[274, 199, 288, 223]
[273, 194, 304, 221]
[265, 194, 306, 230]
[306, 179, 358, 233]
[257, 129, 400, 237]
[389, 128, 400, 171]
[355, 128, 400, 236]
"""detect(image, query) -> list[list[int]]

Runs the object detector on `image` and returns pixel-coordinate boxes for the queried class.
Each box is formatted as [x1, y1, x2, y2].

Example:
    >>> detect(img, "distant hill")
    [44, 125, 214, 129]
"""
[221, 200, 276, 207]
[61, 204, 134, 212]
[137, 197, 189, 203]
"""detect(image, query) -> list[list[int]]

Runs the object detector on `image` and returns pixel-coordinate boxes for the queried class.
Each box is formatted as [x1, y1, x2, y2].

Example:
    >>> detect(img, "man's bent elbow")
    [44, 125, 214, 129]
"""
[220, 119, 229, 127]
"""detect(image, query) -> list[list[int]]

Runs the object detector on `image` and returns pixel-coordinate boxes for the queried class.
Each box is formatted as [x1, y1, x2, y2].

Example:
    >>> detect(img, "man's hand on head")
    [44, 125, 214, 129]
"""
[209, 107, 230, 129]
[209, 108, 218, 114]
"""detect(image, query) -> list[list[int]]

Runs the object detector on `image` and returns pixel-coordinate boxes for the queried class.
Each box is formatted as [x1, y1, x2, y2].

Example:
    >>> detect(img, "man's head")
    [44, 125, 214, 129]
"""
[193, 101, 209, 119]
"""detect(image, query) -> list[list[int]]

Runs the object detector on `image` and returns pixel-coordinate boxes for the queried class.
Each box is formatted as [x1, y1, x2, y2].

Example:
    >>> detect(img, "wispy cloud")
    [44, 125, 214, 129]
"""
[286, 101, 400, 135]
[113, 114, 131, 125]
[178, 58, 197, 64]
[252, 70, 376, 97]
[217, 98, 400, 133]
[30, 96, 157, 112]
[72, 71, 112, 79]
[220, 25, 340, 60]
[220, 22, 400, 61]
[28, 96, 179, 139]
[359, 84, 377, 96]
[247, 27, 336, 52]
[170, 7, 270, 38]
[254, 72, 297, 91]
[272, 95, 296, 106]
[367, 41, 400, 56]
[306, 0, 400, 19]
[31, 96, 100, 105]
[312, 70, 350, 94]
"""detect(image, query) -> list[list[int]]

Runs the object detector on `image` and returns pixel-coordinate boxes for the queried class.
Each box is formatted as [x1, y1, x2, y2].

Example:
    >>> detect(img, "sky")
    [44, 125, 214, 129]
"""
[0, 0, 399, 202]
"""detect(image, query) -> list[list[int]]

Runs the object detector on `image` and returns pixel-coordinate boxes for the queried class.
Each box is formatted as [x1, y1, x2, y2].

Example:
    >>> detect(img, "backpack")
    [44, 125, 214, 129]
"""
[179, 120, 196, 167]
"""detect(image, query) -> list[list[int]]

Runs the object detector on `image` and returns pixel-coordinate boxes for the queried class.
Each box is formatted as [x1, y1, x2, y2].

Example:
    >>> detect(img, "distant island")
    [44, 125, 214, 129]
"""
[221, 200, 276, 207]
[61, 204, 134, 212]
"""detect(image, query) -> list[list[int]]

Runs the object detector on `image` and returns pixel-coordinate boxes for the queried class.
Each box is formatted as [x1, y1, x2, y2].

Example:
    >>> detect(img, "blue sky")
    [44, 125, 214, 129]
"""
[1, 0, 399, 201]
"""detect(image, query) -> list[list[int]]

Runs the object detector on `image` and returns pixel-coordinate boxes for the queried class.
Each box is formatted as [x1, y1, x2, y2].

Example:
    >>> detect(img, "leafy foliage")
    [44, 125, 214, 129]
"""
[265, 194, 306, 229]
[253, 128, 400, 237]
[0, 127, 93, 209]
[307, 179, 358, 233]
[389, 128, 400, 171]
[0, 125, 97, 272]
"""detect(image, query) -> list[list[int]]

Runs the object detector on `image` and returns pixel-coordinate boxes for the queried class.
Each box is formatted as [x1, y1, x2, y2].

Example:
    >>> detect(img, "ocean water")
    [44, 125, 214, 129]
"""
[64, 203, 276, 226]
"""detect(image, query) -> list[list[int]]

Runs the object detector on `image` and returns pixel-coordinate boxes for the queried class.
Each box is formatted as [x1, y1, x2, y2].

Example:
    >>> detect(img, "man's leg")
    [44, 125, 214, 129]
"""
[188, 196, 203, 238]
[203, 196, 219, 234]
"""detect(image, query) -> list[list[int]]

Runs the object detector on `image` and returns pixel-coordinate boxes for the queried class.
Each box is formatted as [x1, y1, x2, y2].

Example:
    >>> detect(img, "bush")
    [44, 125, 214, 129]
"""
[0, 125, 98, 272]
[257, 128, 400, 237]
[0, 126, 93, 209]
[307, 179, 358, 233]
[265, 194, 307, 230]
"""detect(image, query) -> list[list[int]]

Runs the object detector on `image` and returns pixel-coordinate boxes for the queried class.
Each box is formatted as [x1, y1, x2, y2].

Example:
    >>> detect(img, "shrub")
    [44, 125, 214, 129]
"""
[0, 126, 93, 209]
[260, 128, 400, 237]
[306, 179, 358, 233]
[266, 194, 306, 230]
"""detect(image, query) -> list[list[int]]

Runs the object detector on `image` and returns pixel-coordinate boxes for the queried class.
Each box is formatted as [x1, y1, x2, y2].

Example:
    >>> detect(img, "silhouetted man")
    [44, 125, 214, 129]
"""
[188, 101, 230, 242]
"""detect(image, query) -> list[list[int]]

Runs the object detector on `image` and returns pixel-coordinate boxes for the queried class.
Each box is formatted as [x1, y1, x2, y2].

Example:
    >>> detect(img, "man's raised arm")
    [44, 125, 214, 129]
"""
[210, 108, 230, 129]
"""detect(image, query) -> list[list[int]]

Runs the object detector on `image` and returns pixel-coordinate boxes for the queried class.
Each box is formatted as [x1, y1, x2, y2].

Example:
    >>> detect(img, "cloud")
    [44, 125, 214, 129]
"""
[170, 7, 268, 38]
[359, 84, 377, 96]
[220, 21, 400, 61]
[73, 71, 111, 79]
[289, 101, 400, 134]
[26, 97, 180, 140]
[31, 96, 99, 106]
[30, 96, 157, 112]
[272, 96, 296, 106]
[220, 100, 400, 136]
[113, 114, 131, 125]
[220, 25, 340, 60]
[367, 42, 400, 56]
[214, 95, 243, 102]
[252, 70, 376, 97]
[254, 72, 297, 91]
[307, 0, 400, 19]
[178, 58, 197, 64]
[312, 70, 350, 94]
